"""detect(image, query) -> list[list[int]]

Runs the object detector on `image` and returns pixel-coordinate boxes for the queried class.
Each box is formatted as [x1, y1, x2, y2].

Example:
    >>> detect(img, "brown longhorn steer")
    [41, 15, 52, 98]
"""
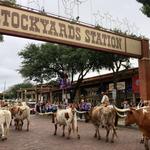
[91, 105, 117, 143]
[124, 107, 150, 150]
[10, 103, 30, 131]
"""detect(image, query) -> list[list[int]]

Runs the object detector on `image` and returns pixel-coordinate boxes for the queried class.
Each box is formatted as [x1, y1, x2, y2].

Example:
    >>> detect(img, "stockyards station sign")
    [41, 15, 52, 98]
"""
[0, 4, 142, 57]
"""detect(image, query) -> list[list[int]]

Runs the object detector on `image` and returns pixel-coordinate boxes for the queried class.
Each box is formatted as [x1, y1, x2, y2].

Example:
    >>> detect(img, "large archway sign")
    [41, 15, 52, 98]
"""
[0, 4, 150, 101]
[0, 4, 142, 57]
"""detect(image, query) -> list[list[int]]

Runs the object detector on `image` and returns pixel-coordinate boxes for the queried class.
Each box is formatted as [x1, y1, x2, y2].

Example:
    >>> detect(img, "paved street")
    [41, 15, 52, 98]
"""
[0, 115, 145, 150]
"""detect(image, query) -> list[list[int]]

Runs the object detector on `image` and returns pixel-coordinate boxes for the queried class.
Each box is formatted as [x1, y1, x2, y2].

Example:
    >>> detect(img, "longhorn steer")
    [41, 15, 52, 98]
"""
[52, 106, 80, 139]
[11, 103, 30, 131]
[91, 105, 117, 143]
[125, 107, 150, 150]
[0, 109, 11, 140]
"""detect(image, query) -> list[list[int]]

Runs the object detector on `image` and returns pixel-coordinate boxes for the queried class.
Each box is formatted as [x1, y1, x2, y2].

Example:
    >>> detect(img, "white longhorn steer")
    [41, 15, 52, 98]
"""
[0, 109, 11, 140]
[52, 106, 80, 139]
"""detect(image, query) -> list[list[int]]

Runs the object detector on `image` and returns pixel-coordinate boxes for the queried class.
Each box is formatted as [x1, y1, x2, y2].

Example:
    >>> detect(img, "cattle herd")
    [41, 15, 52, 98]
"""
[0, 101, 150, 150]
[0, 101, 30, 139]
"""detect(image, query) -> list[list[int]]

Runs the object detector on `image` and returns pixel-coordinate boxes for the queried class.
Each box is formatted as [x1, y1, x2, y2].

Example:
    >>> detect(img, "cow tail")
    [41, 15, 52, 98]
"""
[5, 111, 12, 133]
[72, 120, 75, 133]
[115, 112, 118, 127]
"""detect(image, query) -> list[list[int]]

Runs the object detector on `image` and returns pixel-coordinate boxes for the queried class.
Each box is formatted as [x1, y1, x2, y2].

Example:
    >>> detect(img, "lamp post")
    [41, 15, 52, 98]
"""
[3, 81, 6, 100]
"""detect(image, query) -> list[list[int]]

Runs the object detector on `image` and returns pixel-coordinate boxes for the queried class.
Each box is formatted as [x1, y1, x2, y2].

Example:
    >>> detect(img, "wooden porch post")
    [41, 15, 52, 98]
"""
[139, 39, 150, 101]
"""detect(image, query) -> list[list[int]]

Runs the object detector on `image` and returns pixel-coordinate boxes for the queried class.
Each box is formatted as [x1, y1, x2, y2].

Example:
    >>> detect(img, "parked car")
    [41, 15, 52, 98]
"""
[27, 101, 36, 114]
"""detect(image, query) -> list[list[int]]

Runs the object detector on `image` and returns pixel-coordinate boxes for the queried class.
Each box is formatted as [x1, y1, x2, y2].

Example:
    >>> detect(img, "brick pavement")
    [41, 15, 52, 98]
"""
[0, 115, 145, 150]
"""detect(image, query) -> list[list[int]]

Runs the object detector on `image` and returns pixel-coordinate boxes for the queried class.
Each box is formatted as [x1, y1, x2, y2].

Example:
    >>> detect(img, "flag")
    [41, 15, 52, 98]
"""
[132, 75, 139, 93]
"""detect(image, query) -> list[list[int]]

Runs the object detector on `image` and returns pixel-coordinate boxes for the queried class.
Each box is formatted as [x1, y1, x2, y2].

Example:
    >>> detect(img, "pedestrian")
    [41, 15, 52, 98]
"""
[35, 101, 40, 113]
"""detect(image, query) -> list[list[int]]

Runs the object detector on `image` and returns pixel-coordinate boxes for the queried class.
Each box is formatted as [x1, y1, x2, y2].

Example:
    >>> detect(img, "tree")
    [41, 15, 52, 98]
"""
[5, 82, 33, 99]
[1, 0, 16, 5]
[18, 43, 111, 101]
[19, 44, 45, 83]
[0, 35, 3, 42]
[94, 53, 131, 106]
[137, 0, 150, 17]
[19, 43, 131, 102]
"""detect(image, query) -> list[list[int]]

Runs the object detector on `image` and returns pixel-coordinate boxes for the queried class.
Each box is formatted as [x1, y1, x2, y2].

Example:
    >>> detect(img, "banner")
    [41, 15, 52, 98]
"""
[112, 89, 117, 100]
[117, 82, 125, 90]
[132, 75, 139, 93]
[109, 82, 125, 90]
[109, 83, 114, 91]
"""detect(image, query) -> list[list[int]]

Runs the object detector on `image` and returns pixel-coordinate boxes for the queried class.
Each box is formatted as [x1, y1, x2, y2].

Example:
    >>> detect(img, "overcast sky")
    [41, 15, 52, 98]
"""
[0, 0, 150, 92]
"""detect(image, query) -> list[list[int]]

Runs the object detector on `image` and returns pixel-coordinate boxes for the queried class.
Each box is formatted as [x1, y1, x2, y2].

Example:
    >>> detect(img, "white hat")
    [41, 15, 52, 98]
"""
[81, 99, 84, 102]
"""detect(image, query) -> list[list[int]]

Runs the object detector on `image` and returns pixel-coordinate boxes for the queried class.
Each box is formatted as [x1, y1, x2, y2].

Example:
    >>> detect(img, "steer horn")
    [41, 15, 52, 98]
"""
[113, 105, 130, 113]
[75, 110, 87, 114]
[116, 112, 127, 118]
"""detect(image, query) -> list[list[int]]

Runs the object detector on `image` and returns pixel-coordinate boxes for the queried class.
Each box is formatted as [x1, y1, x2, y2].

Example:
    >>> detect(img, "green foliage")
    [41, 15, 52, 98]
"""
[137, 0, 150, 17]
[9, 0, 16, 3]
[18, 43, 130, 100]
[0, 34, 4, 42]
[141, 3, 150, 17]
[93, 52, 130, 77]
[95, 24, 106, 31]
[0, 0, 18, 7]
[6, 82, 33, 99]
[1, 0, 16, 4]
[47, 80, 59, 87]
[18, 43, 100, 84]
[19, 44, 45, 83]
[137, 0, 150, 5]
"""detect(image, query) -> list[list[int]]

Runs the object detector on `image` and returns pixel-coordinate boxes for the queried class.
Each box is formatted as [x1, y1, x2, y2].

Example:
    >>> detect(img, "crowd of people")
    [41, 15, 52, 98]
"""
[35, 99, 92, 114]
[35, 101, 60, 113]
[1, 91, 150, 114]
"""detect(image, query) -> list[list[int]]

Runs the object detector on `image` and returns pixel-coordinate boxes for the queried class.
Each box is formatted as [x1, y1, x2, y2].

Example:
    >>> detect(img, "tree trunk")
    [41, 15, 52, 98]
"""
[71, 79, 83, 102]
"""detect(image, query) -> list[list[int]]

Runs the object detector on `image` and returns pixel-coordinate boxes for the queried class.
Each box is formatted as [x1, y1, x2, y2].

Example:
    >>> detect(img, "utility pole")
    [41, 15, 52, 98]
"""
[3, 81, 6, 100]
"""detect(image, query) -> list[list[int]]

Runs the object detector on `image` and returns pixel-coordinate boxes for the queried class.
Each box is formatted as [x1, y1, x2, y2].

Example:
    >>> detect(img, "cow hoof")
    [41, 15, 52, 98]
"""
[77, 135, 80, 139]
[54, 133, 56, 136]
[98, 137, 101, 140]
[140, 139, 144, 144]
[2, 137, 7, 141]
[94, 134, 97, 138]
[111, 140, 114, 143]
[66, 137, 70, 140]
[114, 127, 118, 130]
[62, 134, 65, 137]
[145, 146, 149, 150]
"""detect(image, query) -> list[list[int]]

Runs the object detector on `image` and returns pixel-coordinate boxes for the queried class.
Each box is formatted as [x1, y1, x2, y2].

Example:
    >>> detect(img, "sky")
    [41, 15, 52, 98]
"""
[0, 0, 150, 92]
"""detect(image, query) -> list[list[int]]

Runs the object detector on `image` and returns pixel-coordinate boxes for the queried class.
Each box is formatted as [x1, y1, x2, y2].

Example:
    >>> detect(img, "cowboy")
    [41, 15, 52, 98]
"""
[101, 91, 110, 107]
